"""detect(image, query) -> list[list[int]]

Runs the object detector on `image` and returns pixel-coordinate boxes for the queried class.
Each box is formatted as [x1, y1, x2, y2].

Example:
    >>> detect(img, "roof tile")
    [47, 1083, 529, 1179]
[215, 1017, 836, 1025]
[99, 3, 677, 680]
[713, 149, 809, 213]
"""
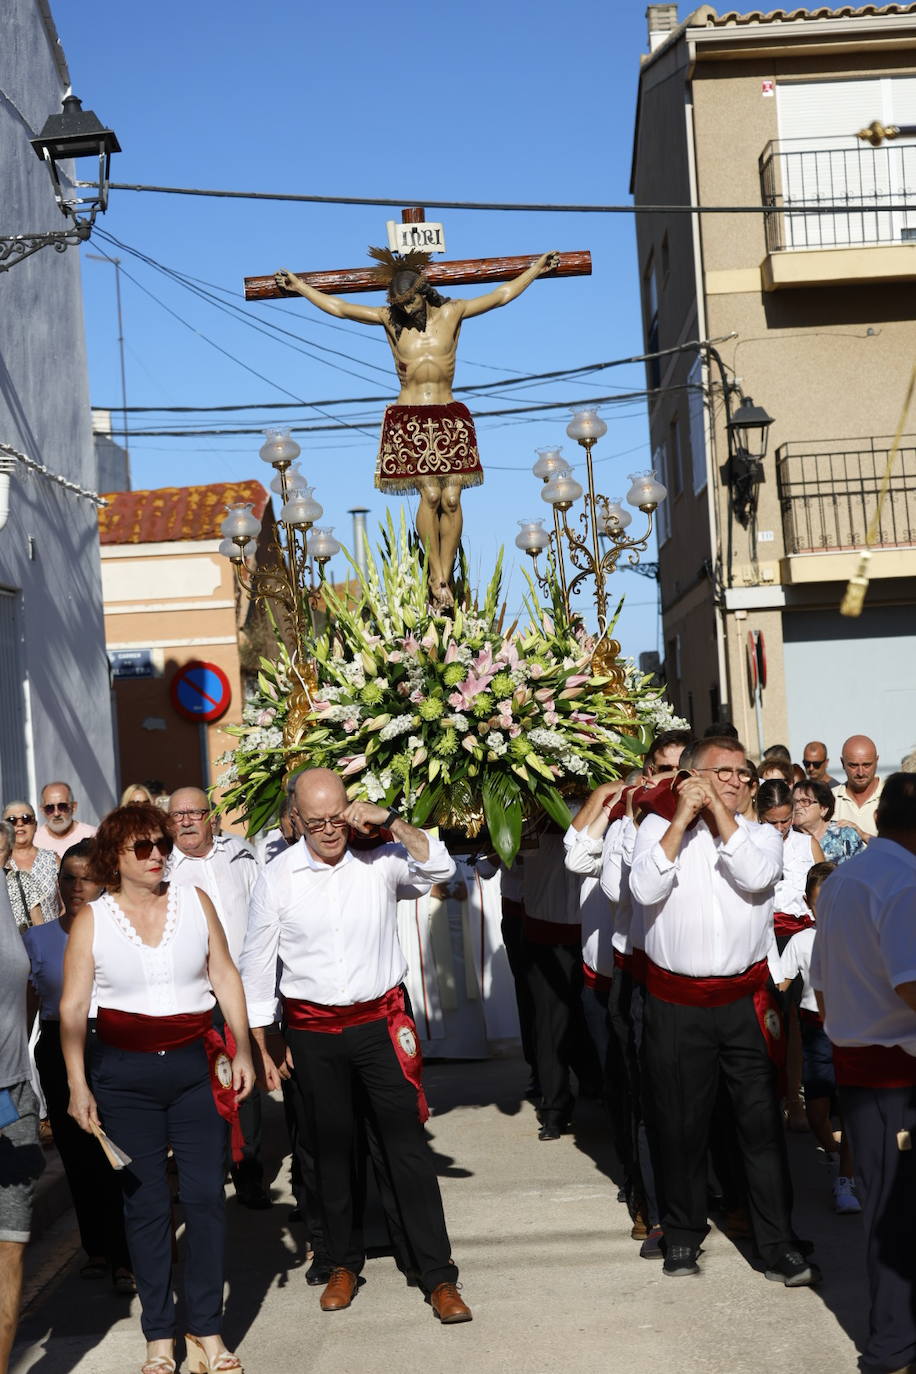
[704, 3, 916, 24]
[98, 480, 270, 546]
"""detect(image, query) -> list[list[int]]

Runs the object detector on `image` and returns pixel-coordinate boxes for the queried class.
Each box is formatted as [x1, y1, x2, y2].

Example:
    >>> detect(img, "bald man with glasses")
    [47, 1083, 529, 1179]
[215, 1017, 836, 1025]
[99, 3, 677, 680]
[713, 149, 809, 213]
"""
[242, 768, 472, 1324]
[800, 742, 839, 789]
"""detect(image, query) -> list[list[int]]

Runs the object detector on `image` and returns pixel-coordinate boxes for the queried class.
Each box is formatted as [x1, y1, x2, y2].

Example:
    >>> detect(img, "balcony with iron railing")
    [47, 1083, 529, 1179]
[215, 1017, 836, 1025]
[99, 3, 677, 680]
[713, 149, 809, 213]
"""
[775, 436, 916, 581]
[758, 139, 916, 288]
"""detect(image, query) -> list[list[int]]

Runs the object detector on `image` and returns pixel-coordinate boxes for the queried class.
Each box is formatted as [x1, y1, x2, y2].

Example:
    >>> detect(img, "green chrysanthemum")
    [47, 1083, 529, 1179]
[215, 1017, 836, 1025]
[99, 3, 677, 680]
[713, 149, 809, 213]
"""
[490, 671, 514, 698]
[442, 663, 465, 687]
[471, 692, 494, 719]
[389, 751, 412, 779]
[360, 682, 384, 707]
[509, 735, 533, 759]
[418, 696, 445, 721]
[434, 727, 458, 758]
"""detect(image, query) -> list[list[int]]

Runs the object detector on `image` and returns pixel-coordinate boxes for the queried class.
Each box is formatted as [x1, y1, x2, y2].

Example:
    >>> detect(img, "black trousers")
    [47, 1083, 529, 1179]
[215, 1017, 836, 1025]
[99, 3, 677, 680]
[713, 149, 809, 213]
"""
[526, 937, 601, 1120]
[92, 1040, 227, 1340]
[841, 1084, 916, 1373]
[611, 972, 662, 1226]
[500, 902, 538, 1085]
[288, 1018, 457, 1293]
[34, 1023, 130, 1269]
[643, 991, 793, 1264]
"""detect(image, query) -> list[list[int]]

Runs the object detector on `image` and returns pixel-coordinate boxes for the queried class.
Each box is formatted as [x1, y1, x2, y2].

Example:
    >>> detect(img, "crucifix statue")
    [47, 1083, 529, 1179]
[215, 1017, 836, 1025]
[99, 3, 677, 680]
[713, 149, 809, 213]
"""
[245, 212, 590, 606]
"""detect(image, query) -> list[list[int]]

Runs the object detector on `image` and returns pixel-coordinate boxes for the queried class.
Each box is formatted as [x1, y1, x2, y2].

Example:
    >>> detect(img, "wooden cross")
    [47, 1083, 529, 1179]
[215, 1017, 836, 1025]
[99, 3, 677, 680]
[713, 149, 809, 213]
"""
[243, 207, 591, 300]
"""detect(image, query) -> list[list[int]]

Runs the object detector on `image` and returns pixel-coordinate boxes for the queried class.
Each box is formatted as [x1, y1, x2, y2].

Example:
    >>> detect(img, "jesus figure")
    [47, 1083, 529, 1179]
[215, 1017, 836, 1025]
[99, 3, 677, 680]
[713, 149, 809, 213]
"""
[275, 248, 559, 606]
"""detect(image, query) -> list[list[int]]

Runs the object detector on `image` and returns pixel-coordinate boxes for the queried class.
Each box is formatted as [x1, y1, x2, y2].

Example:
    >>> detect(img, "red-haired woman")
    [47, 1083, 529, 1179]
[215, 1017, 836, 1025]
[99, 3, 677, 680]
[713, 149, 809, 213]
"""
[60, 805, 254, 1374]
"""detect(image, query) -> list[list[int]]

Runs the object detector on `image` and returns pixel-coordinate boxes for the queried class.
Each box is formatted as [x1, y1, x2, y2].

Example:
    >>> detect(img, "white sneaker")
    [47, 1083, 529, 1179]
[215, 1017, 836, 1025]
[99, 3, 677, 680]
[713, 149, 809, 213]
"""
[833, 1176, 861, 1214]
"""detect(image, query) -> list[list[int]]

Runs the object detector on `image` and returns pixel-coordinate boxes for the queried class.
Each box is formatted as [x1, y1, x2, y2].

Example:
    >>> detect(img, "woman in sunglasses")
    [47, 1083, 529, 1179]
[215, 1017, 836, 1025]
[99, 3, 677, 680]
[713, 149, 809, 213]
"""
[2, 801, 60, 929]
[60, 805, 254, 1374]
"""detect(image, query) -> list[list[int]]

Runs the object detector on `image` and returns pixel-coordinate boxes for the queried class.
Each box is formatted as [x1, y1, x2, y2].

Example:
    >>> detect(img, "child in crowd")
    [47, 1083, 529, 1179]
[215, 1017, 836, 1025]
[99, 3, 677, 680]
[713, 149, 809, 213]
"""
[779, 861, 860, 1215]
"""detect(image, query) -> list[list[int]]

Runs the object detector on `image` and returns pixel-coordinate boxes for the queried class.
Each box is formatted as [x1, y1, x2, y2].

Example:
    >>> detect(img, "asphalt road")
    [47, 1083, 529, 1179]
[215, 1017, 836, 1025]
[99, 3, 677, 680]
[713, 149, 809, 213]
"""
[12, 1056, 867, 1373]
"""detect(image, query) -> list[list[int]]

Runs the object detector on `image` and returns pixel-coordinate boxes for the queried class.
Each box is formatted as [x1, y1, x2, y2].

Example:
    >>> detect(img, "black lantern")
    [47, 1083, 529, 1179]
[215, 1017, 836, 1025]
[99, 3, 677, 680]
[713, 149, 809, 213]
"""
[30, 95, 121, 223]
[726, 395, 774, 462]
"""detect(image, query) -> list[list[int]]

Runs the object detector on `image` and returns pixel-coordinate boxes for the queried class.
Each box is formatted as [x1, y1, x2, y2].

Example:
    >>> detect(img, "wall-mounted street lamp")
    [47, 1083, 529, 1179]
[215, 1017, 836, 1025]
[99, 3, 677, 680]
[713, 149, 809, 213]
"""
[1, 96, 120, 273]
[708, 347, 774, 529]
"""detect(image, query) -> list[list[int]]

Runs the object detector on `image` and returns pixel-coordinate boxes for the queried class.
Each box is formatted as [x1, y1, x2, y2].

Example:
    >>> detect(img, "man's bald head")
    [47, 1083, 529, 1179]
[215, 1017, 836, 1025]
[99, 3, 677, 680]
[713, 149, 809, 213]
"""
[841, 735, 879, 795]
[293, 769, 350, 865]
[168, 786, 214, 856]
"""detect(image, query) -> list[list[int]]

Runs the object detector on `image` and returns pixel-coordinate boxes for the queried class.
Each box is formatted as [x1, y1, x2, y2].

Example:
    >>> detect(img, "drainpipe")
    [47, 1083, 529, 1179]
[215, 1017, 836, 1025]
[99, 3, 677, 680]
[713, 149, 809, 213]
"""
[348, 507, 369, 578]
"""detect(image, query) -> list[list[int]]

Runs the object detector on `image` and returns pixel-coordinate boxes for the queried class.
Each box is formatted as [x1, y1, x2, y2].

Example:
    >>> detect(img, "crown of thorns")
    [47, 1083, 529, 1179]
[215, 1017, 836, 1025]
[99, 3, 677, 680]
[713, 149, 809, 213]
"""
[367, 245, 432, 304]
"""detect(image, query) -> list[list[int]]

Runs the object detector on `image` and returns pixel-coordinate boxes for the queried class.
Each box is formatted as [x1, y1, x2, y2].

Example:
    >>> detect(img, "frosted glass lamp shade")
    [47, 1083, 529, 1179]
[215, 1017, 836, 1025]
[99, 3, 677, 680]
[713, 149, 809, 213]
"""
[221, 503, 261, 541]
[566, 408, 608, 443]
[280, 486, 323, 527]
[270, 464, 307, 495]
[532, 447, 569, 482]
[601, 499, 632, 533]
[514, 519, 550, 555]
[308, 527, 342, 562]
[541, 474, 584, 509]
[219, 536, 256, 560]
[259, 428, 301, 466]
[626, 471, 668, 510]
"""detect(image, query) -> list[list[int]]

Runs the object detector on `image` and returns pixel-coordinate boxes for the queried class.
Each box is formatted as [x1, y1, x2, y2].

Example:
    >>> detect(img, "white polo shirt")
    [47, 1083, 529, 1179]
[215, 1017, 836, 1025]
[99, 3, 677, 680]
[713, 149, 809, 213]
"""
[810, 837, 916, 1054]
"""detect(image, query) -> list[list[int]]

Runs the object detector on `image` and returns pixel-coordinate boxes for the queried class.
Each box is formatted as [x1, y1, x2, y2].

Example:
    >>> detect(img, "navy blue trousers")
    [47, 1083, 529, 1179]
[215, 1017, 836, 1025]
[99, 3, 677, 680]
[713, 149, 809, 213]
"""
[841, 1084, 916, 1374]
[91, 1040, 228, 1340]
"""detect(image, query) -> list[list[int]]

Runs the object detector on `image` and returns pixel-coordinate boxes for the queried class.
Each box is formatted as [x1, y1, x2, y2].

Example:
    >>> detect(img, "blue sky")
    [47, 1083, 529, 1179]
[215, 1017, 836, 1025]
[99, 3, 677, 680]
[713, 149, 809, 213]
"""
[56, 0, 664, 659]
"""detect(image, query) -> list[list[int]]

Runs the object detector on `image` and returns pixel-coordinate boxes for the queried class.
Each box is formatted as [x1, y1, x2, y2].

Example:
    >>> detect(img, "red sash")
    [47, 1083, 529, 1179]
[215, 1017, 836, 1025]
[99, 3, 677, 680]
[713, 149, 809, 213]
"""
[646, 957, 785, 1069]
[774, 911, 815, 939]
[833, 1043, 916, 1089]
[96, 1008, 244, 1162]
[582, 961, 613, 994]
[284, 986, 429, 1123]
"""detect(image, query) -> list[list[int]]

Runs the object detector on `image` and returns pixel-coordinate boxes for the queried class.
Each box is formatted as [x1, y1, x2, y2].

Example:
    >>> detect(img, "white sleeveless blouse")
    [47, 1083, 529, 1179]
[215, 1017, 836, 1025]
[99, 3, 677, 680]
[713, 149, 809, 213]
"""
[90, 884, 214, 1016]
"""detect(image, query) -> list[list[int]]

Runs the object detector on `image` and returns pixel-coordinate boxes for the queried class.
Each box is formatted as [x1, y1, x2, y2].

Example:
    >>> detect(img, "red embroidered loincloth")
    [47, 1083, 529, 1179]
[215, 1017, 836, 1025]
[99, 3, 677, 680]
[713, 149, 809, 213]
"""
[375, 402, 484, 493]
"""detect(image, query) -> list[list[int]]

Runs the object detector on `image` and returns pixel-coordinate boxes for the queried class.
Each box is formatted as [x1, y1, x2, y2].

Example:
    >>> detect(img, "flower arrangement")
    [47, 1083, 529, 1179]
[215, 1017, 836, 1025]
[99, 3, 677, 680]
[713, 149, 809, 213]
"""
[217, 514, 687, 865]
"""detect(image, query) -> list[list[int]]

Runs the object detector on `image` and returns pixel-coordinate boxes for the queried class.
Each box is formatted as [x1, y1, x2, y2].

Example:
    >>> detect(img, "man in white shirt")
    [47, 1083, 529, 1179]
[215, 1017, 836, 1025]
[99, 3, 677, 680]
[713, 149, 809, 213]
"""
[630, 735, 816, 1286]
[810, 773, 916, 1374]
[34, 782, 96, 858]
[165, 788, 266, 1207]
[833, 734, 884, 840]
[242, 768, 472, 1324]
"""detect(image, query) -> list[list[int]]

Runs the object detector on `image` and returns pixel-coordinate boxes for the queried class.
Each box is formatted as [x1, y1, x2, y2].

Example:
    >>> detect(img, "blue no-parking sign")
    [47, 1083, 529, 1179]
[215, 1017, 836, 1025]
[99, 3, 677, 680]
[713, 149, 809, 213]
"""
[169, 661, 231, 723]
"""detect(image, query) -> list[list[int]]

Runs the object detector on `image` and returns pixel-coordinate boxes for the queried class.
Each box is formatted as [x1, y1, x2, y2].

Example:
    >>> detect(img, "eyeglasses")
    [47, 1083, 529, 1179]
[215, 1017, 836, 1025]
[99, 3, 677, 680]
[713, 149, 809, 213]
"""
[126, 836, 174, 860]
[302, 813, 349, 835]
[42, 801, 73, 815]
[168, 809, 209, 822]
[696, 766, 754, 784]
[802, 759, 826, 769]
[793, 797, 817, 808]
[5, 814, 35, 826]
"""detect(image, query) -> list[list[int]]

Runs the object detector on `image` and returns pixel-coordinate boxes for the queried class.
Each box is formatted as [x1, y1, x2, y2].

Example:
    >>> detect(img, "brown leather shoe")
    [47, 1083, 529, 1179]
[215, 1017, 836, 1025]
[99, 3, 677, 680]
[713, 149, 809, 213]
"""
[430, 1282, 472, 1324]
[319, 1268, 358, 1312]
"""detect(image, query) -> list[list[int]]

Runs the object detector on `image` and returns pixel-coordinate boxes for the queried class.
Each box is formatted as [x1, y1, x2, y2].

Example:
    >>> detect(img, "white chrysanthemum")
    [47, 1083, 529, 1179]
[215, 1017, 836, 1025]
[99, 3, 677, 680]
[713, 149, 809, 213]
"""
[485, 732, 508, 756]
[379, 714, 417, 742]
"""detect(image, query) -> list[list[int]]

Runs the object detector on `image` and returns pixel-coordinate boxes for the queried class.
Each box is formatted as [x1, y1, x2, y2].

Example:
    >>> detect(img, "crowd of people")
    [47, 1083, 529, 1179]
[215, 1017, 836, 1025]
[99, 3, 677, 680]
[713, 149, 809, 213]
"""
[0, 732, 914, 1374]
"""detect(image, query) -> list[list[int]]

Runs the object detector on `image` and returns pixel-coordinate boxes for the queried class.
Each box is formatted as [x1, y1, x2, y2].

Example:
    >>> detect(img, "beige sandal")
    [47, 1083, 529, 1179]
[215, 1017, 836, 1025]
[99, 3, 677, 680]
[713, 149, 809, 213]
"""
[140, 1357, 176, 1374]
[185, 1334, 243, 1373]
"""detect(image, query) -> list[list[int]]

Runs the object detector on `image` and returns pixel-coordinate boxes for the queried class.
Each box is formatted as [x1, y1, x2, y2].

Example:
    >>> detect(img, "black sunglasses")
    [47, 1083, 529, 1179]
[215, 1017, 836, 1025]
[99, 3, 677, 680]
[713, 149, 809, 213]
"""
[127, 836, 174, 860]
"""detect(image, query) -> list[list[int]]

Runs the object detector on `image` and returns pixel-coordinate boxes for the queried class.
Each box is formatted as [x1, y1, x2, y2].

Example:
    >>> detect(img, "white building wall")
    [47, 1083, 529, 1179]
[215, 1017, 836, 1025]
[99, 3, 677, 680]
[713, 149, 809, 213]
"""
[0, 0, 116, 820]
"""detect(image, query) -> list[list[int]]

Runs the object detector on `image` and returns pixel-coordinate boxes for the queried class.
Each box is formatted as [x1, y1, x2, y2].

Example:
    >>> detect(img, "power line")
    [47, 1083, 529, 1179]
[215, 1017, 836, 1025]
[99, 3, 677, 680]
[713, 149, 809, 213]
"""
[84, 182, 912, 216]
